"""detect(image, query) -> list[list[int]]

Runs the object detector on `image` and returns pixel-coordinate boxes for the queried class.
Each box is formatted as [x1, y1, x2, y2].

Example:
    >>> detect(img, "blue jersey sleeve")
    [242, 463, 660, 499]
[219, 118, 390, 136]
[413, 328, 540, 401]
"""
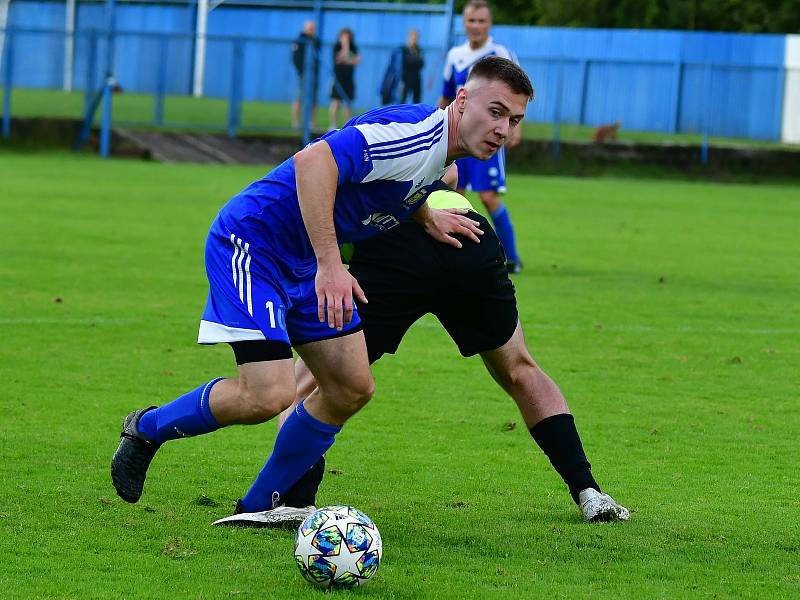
[322, 127, 374, 185]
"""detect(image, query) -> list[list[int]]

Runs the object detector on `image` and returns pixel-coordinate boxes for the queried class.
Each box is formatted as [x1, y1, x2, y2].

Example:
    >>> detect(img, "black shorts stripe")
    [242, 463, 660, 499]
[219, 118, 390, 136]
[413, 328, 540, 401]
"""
[229, 339, 293, 365]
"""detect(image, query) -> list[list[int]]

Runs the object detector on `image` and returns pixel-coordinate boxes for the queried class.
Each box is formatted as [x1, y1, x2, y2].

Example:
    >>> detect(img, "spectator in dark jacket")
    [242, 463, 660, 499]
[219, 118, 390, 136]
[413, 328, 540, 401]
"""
[380, 29, 425, 106]
[291, 20, 320, 129]
[399, 28, 424, 103]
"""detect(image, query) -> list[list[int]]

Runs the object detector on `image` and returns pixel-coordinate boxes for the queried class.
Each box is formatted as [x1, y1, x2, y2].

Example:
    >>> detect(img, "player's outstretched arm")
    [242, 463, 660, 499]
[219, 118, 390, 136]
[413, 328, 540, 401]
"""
[294, 142, 367, 330]
[412, 202, 483, 248]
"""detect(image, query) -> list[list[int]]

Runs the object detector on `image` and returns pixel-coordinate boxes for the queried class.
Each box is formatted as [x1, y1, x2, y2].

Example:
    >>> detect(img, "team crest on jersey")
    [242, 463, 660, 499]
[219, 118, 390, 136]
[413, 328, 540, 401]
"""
[361, 212, 400, 231]
[404, 188, 427, 207]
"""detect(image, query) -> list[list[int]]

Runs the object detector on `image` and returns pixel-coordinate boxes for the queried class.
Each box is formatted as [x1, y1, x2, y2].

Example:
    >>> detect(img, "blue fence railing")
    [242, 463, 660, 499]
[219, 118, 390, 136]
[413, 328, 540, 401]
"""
[0, 24, 789, 161]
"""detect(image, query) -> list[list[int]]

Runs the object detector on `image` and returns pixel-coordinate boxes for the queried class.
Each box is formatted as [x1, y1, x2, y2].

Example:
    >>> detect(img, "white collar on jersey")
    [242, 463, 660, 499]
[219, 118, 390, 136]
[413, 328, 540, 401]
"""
[465, 35, 495, 52]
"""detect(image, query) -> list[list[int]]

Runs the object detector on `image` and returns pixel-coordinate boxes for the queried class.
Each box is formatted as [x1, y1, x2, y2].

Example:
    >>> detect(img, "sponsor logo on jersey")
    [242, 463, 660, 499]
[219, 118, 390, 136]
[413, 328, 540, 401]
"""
[361, 212, 400, 231]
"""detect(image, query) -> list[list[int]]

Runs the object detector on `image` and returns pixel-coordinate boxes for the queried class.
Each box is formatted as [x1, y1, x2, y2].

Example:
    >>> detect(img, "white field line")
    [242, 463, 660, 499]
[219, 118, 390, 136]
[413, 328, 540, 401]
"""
[410, 319, 800, 336]
[1, 317, 798, 337]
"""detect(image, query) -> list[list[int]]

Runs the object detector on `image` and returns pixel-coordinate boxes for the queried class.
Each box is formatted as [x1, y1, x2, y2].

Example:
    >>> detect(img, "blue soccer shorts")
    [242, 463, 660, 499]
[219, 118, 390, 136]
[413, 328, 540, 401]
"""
[455, 147, 507, 193]
[197, 218, 362, 351]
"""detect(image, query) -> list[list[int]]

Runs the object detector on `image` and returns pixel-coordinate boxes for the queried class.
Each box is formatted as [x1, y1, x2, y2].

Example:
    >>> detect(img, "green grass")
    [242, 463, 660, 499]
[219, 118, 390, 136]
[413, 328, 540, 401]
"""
[5, 86, 798, 149]
[1, 150, 798, 598]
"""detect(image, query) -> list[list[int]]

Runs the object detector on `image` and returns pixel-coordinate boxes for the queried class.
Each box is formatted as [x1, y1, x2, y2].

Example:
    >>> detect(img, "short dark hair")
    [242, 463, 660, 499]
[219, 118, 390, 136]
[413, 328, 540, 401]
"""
[464, 0, 491, 15]
[466, 56, 535, 101]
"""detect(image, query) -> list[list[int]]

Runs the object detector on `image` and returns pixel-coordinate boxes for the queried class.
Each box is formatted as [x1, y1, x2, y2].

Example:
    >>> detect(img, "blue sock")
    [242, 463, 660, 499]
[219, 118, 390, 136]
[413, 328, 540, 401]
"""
[490, 204, 520, 263]
[138, 378, 223, 445]
[240, 400, 341, 512]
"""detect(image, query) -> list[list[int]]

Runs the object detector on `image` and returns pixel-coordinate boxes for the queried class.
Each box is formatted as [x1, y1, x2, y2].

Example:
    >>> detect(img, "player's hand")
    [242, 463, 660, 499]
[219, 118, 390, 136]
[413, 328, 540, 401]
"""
[315, 260, 368, 330]
[422, 208, 483, 249]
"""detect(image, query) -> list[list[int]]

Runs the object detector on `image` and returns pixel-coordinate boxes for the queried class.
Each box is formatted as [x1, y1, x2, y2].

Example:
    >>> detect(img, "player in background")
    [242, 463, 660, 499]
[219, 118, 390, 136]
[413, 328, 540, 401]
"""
[111, 57, 534, 523]
[440, 0, 524, 274]
[215, 177, 630, 527]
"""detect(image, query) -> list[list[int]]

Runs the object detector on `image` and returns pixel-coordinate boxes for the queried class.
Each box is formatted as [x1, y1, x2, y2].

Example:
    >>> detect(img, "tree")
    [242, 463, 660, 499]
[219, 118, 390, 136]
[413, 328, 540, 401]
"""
[450, 0, 800, 33]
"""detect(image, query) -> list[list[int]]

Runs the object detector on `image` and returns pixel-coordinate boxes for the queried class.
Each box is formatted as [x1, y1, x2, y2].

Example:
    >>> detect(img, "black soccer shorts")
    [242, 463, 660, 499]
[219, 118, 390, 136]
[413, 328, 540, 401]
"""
[348, 212, 518, 363]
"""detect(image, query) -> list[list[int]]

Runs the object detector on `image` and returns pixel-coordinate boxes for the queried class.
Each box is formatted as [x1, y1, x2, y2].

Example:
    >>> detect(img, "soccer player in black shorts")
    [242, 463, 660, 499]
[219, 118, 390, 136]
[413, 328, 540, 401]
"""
[216, 181, 630, 526]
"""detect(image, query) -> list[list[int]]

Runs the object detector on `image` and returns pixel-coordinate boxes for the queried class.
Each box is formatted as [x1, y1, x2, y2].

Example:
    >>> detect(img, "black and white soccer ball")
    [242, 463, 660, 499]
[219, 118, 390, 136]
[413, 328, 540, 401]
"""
[294, 505, 383, 589]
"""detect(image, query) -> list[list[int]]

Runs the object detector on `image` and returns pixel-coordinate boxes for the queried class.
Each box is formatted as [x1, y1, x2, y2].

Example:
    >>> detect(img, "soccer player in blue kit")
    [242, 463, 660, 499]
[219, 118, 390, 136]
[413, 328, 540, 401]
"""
[111, 56, 534, 519]
[217, 180, 630, 527]
[441, 0, 524, 274]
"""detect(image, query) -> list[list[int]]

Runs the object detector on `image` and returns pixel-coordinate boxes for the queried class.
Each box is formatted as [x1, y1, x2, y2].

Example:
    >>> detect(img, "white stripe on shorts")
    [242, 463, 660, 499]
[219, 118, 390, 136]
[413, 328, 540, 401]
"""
[236, 238, 246, 304]
[230, 234, 240, 286]
[243, 242, 252, 316]
[229, 235, 254, 316]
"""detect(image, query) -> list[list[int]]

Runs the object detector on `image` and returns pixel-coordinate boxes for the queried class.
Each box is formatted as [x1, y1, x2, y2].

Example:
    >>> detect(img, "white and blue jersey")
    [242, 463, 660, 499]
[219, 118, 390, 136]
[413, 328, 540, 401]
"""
[198, 103, 452, 347]
[441, 37, 516, 101]
[442, 37, 516, 193]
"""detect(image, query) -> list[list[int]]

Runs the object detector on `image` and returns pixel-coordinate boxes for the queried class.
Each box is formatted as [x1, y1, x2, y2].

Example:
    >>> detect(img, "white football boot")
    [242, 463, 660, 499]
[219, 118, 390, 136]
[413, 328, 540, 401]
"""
[578, 488, 630, 522]
[213, 504, 316, 528]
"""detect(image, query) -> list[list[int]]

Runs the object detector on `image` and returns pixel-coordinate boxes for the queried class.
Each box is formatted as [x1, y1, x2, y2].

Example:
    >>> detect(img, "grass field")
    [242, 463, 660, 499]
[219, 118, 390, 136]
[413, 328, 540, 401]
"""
[5, 87, 799, 150]
[1, 150, 798, 598]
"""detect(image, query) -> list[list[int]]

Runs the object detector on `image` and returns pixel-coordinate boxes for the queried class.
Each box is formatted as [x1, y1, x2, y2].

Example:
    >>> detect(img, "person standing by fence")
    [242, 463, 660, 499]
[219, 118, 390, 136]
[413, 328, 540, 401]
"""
[380, 29, 425, 106]
[329, 27, 360, 130]
[399, 28, 424, 104]
[291, 20, 320, 130]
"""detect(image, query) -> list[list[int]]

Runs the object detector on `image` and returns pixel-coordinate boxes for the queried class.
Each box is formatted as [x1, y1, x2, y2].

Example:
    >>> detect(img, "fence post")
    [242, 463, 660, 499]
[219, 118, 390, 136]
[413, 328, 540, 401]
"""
[772, 65, 784, 142]
[700, 61, 711, 165]
[2, 29, 12, 141]
[300, 0, 323, 146]
[154, 34, 168, 126]
[551, 60, 564, 162]
[100, 76, 112, 158]
[84, 29, 98, 118]
[227, 39, 243, 139]
[577, 59, 589, 125]
[300, 34, 314, 146]
[670, 59, 682, 134]
[64, 0, 76, 92]
[192, 0, 208, 97]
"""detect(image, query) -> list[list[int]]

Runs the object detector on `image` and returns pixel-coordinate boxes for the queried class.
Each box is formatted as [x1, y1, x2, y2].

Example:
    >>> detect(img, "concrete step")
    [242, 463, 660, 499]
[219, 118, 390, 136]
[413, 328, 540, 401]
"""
[112, 129, 301, 165]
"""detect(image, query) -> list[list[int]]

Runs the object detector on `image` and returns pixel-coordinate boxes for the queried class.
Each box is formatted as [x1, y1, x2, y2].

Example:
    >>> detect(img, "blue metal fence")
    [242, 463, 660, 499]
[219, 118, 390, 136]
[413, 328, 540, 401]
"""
[0, 0, 790, 148]
[496, 25, 786, 140]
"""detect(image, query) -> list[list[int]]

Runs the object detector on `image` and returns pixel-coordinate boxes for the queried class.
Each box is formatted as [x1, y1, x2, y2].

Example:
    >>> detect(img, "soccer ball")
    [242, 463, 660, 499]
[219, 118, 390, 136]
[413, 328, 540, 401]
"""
[294, 505, 383, 589]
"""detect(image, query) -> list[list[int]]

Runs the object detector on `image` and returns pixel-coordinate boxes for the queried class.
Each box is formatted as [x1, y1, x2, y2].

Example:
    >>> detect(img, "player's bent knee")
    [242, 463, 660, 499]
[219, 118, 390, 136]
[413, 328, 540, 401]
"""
[323, 375, 375, 417]
[489, 353, 538, 393]
[343, 376, 375, 414]
[479, 192, 501, 212]
[236, 382, 295, 423]
[509, 359, 541, 388]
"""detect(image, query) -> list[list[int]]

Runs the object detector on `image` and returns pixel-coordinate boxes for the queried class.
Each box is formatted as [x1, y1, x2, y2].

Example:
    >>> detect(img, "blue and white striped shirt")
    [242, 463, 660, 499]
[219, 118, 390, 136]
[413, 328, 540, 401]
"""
[442, 37, 516, 100]
[216, 104, 451, 264]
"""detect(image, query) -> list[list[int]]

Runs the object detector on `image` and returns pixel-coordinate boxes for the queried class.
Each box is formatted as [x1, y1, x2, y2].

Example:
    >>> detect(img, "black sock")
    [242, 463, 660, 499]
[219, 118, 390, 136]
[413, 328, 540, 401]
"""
[282, 457, 325, 508]
[530, 413, 600, 505]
